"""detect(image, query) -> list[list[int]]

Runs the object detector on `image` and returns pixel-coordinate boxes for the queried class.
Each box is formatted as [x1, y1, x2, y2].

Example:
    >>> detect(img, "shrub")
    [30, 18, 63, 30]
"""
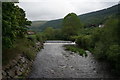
[36, 34, 43, 42]
[107, 45, 120, 74]
[75, 35, 84, 47]
[93, 42, 107, 60]
[64, 45, 87, 57]
[76, 35, 93, 49]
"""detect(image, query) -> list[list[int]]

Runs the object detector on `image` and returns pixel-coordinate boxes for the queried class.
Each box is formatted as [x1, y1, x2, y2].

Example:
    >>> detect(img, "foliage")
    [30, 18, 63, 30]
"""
[76, 35, 93, 49]
[2, 38, 36, 65]
[74, 15, 120, 75]
[106, 45, 120, 74]
[64, 45, 87, 57]
[29, 21, 47, 32]
[32, 4, 119, 31]
[42, 27, 63, 40]
[62, 13, 82, 40]
[2, 2, 31, 49]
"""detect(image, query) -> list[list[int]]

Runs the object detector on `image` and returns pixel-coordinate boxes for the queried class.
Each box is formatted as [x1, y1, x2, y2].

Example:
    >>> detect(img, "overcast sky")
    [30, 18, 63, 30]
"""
[17, 0, 119, 21]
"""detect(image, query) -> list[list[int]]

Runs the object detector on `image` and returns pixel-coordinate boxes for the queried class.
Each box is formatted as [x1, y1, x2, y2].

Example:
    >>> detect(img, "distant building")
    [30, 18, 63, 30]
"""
[99, 24, 104, 28]
[27, 31, 36, 35]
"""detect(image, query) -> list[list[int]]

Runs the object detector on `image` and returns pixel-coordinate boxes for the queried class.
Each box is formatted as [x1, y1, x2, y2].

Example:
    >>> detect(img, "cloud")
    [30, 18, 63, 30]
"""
[17, 0, 119, 21]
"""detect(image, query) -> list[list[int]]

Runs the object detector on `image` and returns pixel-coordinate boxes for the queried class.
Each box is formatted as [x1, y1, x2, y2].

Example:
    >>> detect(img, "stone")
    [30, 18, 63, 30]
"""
[70, 52, 74, 55]
[21, 57, 26, 63]
[12, 60, 17, 64]
[94, 70, 97, 73]
[16, 70, 22, 76]
[5, 64, 10, 70]
[15, 66, 21, 72]
[6, 71, 10, 76]
[93, 68, 96, 70]
[65, 55, 69, 57]
[22, 64, 27, 69]
[9, 62, 15, 68]
[2, 70, 7, 77]
[70, 66, 73, 69]
[8, 70, 15, 78]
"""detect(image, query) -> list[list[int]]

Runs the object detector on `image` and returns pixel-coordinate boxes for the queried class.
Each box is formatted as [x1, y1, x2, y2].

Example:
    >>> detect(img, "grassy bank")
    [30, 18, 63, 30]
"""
[2, 38, 42, 66]
[64, 45, 87, 57]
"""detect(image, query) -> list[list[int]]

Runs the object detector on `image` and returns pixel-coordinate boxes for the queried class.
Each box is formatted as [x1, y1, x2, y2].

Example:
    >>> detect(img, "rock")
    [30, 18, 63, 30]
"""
[93, 68, 96, 70]
[2, 70, 7, 77]
[6, 71, 10, 76]
[15, 66, 21, 72]
[3, 55, 32, 78]
[50, 69, 55, 74]
[5, 64, 11, 70]
[20, 57, 26, 63]
[12, 60, 17, 64]
[77, 68, 80, 71]
[94, 70, 97, 73]
[70, 52, 74, 54]
[9, 61, 16, 68]
[22, 64, 25, 68]
[20, 68, 24, 72]
[16, 70, 22, 76]
[8, 70, 15, 78]
[66, 55, 69, 57]
[70, 66, 73, 69]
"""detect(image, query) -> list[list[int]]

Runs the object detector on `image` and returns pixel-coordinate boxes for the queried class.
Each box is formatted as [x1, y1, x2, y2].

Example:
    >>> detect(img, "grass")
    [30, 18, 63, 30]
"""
[2, 38, 39, 66]
[64, 45, 87, 57]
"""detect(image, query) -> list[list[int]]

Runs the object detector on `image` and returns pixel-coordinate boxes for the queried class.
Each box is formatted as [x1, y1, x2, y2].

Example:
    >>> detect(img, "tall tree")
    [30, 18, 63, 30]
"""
[62, 13, 82, 40]
[2, 2, 31, 49]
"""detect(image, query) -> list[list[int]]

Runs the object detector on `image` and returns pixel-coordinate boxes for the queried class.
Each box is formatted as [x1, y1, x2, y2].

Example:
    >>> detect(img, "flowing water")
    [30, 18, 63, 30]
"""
[29, 41, 116, 78]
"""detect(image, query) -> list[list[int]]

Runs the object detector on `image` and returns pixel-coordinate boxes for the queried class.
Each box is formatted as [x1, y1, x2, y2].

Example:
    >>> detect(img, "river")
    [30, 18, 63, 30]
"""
[28, 41, 116, 78]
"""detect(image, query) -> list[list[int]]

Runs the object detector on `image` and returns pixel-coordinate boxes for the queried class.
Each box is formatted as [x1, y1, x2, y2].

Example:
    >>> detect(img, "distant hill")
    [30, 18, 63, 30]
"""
[30, 4, 119, 31]
[39, 19, 63, 31]
[28, 20, 47, 32]
[79, 3, 119, 27]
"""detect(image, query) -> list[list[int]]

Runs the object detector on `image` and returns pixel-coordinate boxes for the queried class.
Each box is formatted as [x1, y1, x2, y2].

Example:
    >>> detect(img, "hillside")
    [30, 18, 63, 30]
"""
[79, 3, 119, 27]
[28, 21, 47, 32]
[30, 4, 119, 31]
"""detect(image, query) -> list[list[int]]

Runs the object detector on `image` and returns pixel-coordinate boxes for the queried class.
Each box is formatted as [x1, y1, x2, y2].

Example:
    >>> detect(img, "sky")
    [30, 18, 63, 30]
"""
[17, 0, 119, 21]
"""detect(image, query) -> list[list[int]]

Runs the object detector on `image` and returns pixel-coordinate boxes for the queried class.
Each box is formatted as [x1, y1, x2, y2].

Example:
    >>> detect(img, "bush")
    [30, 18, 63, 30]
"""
[27, 35, 36, 42]
[75, 35, 84, 47]
[2, 38, 36, 65]
[76, 35, 93, 49]
[64, 45, 87, 57]
[93, 42, 107, 60]
[106, 45, 120, 74]
[36, 34, 43, 42]
[107, 45, 120, 62]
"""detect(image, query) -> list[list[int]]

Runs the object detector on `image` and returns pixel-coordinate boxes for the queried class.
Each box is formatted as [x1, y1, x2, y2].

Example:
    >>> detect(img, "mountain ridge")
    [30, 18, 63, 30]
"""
[30, 4, 119, 31]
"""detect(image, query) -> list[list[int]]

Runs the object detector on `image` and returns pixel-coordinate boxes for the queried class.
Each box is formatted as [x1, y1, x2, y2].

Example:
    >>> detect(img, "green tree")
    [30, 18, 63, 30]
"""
[2, 2, 31, 49]
[43, 27, 55, 40]
[62, 13, 82, 40]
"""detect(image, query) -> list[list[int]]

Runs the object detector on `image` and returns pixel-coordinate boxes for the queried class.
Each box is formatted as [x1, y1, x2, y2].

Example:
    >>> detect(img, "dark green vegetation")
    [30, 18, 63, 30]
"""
[39, 19, 63, 31]
[2, 2, 31, 49]
[3, 38, 36, 65]
[61, 13, 82, 40]
[2, 2, 120, 76]
[37, 4, 120, 75]
[30, 4, 119, 31]
[38, 13, 82, 41]
[64, 45, 87, 57]
[74, 15, 120, 75]
[28, 20, 47, 32]
[2, 2, 44, 66]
